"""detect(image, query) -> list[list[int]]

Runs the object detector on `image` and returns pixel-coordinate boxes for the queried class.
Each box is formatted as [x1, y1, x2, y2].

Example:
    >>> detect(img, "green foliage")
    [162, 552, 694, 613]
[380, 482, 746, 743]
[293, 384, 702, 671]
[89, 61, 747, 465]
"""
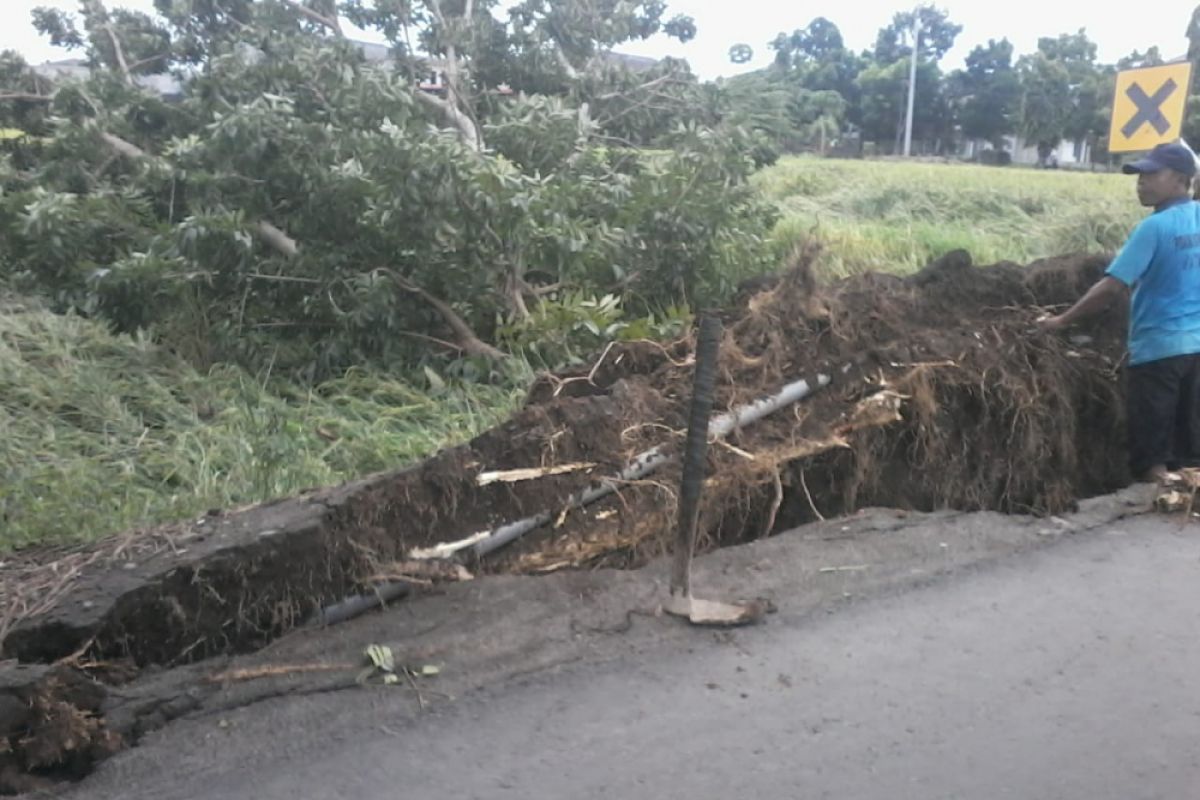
[855, 58, 952, 150]
[0, 0, 773, 380]
[769, 17, 862, 125]
[1017, 29, 1112, 160]
[949, 39, 1021, 146]
[715, 37, 849, 159]
[758, 10, 1196, 159]
[497, 290, 688, 367]
[873, 5, 962, 64]
[1017, 52, 1072, 156]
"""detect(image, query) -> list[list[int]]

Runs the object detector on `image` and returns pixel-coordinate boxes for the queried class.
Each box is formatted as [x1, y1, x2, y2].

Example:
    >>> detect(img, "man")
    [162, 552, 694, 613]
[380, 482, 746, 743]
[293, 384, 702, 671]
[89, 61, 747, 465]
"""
[1038, 142, 1200, 482]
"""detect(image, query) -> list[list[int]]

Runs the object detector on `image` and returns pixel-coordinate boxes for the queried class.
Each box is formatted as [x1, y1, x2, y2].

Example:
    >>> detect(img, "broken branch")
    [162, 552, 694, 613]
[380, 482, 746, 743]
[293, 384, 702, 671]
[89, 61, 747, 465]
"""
[100, 131, 149, 160]
[476, 462, 596, 486]
[378, 268, 507, 361]
[414, 80, 482, 151]
[282, 0, 344, 35]
[103, 23, 134, 85]
[255, 221, 300, 258]
[0, 92, 55, 103]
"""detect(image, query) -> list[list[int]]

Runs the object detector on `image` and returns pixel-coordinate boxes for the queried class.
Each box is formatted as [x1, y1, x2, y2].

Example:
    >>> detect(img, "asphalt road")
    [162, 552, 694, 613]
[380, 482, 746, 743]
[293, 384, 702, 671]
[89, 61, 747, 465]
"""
[71, 511, 1200, 800]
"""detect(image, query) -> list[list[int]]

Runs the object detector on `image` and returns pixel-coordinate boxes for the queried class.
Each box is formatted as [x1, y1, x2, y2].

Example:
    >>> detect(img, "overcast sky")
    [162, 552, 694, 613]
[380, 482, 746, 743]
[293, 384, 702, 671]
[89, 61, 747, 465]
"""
[2, 0, 1197, 79]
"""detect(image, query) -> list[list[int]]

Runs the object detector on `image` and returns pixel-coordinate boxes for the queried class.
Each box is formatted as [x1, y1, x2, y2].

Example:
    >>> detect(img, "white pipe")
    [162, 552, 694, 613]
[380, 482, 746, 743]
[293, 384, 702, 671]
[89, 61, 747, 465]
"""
[313, 368, 836, 625]
[709, 374, 832, 438]
[475, 372, 832, 557]
[474, 446, 670, 557]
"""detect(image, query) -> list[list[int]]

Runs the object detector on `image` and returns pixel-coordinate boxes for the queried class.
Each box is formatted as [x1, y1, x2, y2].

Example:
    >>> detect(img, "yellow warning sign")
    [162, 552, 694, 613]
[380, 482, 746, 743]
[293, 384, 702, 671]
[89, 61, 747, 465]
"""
[1109, 62, 1193, 153]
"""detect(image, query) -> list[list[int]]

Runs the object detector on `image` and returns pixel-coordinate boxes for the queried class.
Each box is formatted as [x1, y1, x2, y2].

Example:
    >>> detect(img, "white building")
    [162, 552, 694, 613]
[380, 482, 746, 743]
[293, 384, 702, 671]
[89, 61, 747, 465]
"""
[959, 134, 1092, 167]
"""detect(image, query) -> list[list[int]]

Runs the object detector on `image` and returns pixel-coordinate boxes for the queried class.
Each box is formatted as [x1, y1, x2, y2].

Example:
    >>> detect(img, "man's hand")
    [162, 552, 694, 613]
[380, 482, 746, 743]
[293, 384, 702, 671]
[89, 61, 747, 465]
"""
[1032, 277, 1126, 335]
[1036, 314, 1067, 332]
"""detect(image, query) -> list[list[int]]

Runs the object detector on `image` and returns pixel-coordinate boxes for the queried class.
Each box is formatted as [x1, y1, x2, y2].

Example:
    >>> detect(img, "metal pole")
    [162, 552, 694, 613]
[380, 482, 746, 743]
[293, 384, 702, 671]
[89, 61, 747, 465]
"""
[903, 16, 920, 157]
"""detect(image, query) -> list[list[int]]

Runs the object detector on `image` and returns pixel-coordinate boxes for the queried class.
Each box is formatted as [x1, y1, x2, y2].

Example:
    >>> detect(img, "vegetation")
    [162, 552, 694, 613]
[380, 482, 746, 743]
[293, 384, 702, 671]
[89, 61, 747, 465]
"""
[0, 292, 529, 551]
[0, 0, 775, 383]
[1, 156, 1144, 553]
[0, 1, 1175, 552]
[759, 157, 1141, 277]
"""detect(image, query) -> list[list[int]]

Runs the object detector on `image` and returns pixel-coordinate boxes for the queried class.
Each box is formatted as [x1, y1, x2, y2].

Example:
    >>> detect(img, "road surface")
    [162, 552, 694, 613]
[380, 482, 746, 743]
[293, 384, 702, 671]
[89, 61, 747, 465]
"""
[71, 505, 1200, 800]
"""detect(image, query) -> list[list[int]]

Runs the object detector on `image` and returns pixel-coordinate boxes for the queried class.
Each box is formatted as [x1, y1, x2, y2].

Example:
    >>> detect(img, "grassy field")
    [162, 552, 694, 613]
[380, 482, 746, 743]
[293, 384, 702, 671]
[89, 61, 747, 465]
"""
[0, 158, 1149, 553]
[0, 295, 527, 552]
[757, 157, 1143, 277]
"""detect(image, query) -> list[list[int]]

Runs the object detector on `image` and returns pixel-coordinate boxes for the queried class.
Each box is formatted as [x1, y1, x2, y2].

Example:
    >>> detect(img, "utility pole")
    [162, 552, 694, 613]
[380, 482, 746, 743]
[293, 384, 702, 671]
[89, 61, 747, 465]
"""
[903, 13, 921, 157]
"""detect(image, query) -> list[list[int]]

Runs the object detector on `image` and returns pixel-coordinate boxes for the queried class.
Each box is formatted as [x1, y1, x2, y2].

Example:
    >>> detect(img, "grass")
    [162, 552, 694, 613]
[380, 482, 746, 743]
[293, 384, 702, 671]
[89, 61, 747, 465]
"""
[755, 157, 1144, 278]
[2, 157, 1151, 553]
[0, 295, 526, 553]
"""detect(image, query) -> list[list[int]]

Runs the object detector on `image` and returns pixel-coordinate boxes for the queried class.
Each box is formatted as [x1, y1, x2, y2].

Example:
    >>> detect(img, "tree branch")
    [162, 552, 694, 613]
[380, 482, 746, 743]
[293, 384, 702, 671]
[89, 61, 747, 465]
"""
[378, 268, 508, 361]
[129, 52, 169, 71]
[102, 23, 134, 86]
[595, 72, 676, 101]
[0, 92, 55, 103]
[420, 0, 483, 150]
[554, 45, 581, 80]
[282, 0, 344, 36]
[256, 221, 300, 258]
[99, 132, 300, 258]
[415, 89, 481, 151]
[424, 0, 447, 25]
[100, 131, 149, 159]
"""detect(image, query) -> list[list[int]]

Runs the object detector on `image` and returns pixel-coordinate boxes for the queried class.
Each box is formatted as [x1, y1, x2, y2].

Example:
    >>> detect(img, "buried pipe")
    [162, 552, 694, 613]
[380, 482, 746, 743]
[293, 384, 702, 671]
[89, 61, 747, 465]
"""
[312, 366, 837, 626]
[311, 579, 416, 627]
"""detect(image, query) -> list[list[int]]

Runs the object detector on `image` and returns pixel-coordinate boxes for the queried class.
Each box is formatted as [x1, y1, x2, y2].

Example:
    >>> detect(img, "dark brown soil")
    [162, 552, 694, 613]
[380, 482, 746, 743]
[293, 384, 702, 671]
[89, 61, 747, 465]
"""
[502, 246, 1129, 570]
[0, 246, 1132, 794]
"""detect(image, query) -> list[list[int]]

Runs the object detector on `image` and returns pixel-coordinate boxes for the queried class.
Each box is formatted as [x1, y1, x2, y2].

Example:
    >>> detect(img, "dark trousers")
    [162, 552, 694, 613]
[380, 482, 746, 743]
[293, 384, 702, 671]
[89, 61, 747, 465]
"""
[1127, 353, 1200, 476]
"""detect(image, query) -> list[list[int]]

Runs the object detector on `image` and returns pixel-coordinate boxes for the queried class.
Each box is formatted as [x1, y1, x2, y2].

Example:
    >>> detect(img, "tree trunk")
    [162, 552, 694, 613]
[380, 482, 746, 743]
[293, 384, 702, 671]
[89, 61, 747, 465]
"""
[381, 269, 508, 361]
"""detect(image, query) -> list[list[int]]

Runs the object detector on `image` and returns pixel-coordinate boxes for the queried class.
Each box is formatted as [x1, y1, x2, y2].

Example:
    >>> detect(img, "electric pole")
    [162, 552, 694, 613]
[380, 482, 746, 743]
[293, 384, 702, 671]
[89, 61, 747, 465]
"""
[903, 13, 921, 157]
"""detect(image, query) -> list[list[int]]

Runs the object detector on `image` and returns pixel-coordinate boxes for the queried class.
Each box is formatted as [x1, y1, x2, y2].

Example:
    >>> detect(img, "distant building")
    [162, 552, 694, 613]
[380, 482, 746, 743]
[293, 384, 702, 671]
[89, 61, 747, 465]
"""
[960, 135, 1092, 167]
[601, 52, 658, 72]
[32, 57, 185, 100]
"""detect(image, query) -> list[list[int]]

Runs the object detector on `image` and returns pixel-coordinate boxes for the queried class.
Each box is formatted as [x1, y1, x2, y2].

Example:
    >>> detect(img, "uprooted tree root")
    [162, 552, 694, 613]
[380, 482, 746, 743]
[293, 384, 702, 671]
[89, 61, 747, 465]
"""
[0, 246, 1133, 794]
[1, 666, 123, 795]
[498, 245, 1130, 569]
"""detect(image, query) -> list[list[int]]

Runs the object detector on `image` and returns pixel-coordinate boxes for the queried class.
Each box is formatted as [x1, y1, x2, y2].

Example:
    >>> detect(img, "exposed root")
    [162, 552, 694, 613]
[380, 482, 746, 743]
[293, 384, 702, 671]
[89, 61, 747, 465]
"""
[204, 662, 354, 684]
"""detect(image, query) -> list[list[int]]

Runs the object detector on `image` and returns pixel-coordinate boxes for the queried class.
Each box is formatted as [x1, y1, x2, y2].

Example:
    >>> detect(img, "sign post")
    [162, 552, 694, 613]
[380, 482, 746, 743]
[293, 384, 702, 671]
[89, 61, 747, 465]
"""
[1108, 62, 1193, 153]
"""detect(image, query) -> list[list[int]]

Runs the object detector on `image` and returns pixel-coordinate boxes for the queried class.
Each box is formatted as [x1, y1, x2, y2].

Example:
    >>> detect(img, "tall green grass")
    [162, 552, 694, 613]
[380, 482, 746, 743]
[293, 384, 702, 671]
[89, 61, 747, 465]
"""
[755, 157, 1143, 278]
[0, 296, 526, 552]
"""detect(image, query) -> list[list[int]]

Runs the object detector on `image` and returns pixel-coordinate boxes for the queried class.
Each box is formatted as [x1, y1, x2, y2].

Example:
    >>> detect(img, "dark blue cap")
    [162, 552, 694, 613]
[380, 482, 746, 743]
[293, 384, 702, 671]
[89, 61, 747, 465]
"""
[1123, 142, 1198, 177]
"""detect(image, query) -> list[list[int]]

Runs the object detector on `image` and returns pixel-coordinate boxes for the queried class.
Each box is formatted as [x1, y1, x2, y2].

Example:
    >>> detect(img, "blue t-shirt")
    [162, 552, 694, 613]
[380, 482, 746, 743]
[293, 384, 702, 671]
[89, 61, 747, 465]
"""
[1106, 197, 1200, 365]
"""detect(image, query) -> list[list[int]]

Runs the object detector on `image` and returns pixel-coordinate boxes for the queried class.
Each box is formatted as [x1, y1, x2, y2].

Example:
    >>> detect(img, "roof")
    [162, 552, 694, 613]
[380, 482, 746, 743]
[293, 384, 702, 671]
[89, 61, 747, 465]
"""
[601, 52, 658, 72]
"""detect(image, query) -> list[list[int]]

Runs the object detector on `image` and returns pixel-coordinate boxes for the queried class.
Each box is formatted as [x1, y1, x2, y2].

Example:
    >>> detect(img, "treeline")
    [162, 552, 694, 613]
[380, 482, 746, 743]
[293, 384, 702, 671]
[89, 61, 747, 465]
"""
[721, 6, 1200, 163]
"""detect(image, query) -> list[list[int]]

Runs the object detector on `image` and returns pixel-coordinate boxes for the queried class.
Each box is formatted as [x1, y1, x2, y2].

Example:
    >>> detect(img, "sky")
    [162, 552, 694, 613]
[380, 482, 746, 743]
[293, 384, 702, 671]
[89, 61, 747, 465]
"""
[2, 0, 1197, 79]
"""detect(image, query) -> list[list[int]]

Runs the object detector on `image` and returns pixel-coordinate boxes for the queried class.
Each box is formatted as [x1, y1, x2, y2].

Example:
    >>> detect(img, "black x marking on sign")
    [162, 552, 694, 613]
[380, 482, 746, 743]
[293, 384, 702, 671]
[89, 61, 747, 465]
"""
[1122, 78, 1179, 138]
